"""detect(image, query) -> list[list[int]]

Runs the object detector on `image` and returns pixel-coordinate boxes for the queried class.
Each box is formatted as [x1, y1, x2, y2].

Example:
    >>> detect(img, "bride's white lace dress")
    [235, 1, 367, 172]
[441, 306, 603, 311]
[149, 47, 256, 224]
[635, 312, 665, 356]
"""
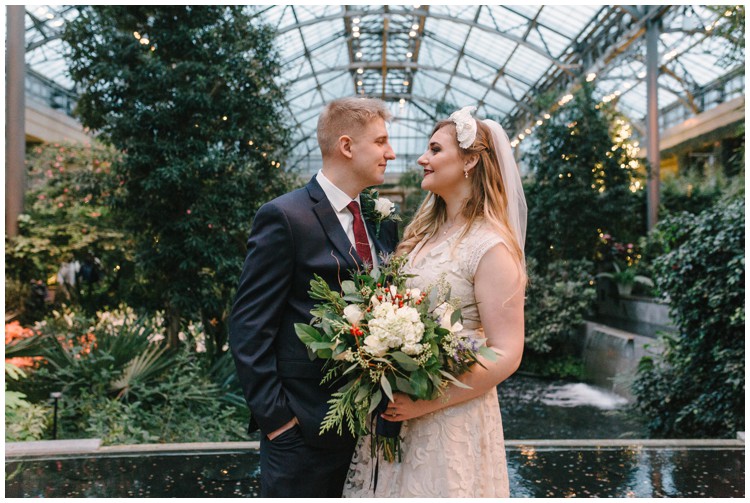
[343, 220, 510, 498]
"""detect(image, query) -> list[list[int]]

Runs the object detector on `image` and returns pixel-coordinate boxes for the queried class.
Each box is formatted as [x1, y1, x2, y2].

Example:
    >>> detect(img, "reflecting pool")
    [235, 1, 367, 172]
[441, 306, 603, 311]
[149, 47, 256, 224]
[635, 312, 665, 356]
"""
[5, 375, 744, 497]
[6, 445, 744, 497]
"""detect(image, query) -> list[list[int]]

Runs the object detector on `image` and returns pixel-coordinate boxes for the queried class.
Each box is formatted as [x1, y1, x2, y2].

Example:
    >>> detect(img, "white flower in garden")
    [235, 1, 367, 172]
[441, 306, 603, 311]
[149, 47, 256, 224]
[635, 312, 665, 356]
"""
[407, 288, 421, 299]
[195, 338, 206, 353]
[148, 332, 165, 343]
[343, 304, 364, 325]
[374, 197, 395, 219]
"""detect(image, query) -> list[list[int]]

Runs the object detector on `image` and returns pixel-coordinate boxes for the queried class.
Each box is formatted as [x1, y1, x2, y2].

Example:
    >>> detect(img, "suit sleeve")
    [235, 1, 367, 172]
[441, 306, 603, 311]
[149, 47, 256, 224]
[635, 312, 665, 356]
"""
[229, 202, 295, 435]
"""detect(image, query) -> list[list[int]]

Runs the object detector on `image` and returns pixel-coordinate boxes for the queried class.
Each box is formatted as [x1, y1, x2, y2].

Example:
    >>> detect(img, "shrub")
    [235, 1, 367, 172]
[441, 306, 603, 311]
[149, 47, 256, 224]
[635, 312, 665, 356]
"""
[523, 258, 597, 354]
[632, 196, 744, 437]
[9, 307, 247, 444]
[5, 363, 50, 442]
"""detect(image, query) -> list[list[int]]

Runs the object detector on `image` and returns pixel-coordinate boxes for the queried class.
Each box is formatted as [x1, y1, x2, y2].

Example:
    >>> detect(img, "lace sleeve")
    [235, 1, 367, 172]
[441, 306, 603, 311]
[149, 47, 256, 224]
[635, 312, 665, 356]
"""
[464, 232, 506, 278]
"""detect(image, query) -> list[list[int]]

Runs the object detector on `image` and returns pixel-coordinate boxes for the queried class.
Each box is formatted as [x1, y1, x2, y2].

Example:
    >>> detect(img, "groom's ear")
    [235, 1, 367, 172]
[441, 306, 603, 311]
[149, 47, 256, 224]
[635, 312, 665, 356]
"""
[338, 135, 354, 159]
[465, 153, 480, 172]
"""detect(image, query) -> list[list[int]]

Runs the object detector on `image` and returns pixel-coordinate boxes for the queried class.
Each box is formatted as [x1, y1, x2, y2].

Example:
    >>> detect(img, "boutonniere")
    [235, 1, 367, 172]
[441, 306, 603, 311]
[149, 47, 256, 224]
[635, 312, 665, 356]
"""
[360, 188, 401, 237]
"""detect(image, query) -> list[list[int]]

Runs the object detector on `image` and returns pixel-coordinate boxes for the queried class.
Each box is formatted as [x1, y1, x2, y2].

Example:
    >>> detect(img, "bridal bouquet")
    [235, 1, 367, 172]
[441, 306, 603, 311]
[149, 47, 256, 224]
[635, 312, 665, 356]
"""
[295, 254, 496, 462]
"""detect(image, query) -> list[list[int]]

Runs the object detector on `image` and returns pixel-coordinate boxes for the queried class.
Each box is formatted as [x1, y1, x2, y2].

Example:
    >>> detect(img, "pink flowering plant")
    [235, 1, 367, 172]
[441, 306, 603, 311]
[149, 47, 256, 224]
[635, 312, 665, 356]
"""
[295, 253, 495, 462]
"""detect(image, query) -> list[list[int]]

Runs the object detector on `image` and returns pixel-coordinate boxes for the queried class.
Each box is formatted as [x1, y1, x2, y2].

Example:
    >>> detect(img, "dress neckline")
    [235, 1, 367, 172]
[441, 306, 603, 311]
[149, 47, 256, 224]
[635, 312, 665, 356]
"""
[410, 223, 468, 267]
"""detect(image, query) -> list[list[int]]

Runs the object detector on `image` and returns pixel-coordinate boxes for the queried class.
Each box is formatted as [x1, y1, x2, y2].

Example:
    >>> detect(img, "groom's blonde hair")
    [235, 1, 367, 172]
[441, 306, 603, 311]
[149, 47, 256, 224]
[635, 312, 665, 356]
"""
[317, 97, 392, 158]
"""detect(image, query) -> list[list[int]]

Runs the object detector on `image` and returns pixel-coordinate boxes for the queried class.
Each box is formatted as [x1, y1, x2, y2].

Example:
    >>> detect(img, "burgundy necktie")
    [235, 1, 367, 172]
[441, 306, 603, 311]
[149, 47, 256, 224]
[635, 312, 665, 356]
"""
[346, 201, 373, 265]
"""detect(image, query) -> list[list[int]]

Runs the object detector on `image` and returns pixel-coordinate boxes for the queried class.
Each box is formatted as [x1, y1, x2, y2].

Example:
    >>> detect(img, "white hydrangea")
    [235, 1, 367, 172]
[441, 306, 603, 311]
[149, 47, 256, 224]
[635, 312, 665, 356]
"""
[364, 302, 425, 357]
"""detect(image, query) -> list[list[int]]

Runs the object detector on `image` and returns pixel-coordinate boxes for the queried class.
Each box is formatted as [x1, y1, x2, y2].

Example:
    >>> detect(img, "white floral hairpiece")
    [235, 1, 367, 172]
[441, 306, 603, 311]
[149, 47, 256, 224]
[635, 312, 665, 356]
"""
[449, 106, 478, 148]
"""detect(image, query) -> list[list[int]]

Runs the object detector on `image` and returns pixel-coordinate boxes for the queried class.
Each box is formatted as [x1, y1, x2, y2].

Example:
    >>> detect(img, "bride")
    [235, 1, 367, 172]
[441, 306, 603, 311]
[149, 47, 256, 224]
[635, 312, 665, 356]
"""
[343, 106, 527, 498]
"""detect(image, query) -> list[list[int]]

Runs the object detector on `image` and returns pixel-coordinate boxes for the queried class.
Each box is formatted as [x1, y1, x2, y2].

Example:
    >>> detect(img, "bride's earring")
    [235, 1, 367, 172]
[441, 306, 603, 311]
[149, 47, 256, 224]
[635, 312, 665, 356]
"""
[464, 169, 469, 179]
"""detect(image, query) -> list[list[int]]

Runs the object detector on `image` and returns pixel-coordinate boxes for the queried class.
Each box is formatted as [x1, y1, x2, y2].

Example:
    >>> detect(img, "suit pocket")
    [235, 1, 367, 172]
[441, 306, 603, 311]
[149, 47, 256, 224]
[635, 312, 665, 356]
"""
[270, 424, 303, 446]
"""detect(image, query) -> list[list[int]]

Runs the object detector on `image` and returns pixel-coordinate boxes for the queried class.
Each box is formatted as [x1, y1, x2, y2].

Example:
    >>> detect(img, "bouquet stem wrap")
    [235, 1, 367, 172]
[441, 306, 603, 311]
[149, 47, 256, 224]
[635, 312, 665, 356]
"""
[374, 393, 402, 463]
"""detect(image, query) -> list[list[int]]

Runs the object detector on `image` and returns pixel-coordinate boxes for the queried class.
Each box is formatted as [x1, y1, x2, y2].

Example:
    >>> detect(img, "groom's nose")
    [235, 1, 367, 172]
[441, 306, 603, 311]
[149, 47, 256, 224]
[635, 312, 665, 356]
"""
[384, 143, 396, 160]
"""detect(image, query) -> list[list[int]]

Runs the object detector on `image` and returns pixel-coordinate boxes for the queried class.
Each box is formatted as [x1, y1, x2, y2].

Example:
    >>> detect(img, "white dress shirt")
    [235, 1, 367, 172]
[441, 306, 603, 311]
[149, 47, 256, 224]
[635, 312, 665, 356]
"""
[316, 170, 378, 266]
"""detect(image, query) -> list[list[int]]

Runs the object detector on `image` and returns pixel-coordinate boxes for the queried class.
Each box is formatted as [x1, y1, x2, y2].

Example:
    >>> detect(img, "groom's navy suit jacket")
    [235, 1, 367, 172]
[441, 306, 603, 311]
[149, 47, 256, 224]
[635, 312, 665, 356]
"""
[229, 177, 399, 449]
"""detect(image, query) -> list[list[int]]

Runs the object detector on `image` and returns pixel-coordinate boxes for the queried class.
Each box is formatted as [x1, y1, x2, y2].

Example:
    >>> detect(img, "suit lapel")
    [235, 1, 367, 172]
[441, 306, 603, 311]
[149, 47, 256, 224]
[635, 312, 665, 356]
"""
[307, 177, 360, 271]
[365, 219, 389, 259]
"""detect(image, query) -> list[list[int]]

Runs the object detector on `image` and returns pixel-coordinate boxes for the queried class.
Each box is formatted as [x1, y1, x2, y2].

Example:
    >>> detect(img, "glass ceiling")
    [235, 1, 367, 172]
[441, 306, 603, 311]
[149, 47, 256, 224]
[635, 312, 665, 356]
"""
[22, 5, 744, 174]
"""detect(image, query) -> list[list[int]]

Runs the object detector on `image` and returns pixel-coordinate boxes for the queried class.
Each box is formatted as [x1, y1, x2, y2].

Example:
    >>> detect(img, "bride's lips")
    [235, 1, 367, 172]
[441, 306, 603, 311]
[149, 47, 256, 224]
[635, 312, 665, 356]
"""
[423, 169, 434, 176]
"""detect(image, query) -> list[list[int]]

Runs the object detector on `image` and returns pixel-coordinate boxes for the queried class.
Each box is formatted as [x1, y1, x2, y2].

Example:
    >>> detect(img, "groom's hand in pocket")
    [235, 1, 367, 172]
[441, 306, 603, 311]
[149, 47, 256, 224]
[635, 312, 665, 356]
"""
[268, 416, 299, 441]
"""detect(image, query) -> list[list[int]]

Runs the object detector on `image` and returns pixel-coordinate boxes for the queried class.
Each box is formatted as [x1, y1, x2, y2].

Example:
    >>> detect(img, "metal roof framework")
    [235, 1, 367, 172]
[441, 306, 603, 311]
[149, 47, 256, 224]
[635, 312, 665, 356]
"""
[22, 5, 744, 173]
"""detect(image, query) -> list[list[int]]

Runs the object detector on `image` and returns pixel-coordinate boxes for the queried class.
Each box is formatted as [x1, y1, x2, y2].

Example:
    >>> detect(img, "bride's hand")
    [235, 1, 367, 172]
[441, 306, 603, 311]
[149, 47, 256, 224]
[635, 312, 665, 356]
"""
[382, 392, 438, 422]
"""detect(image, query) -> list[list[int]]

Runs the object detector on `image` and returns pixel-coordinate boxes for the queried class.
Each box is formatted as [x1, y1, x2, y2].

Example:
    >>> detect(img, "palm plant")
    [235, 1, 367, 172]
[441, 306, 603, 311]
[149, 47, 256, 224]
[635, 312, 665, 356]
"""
[596, 261, 654, 296]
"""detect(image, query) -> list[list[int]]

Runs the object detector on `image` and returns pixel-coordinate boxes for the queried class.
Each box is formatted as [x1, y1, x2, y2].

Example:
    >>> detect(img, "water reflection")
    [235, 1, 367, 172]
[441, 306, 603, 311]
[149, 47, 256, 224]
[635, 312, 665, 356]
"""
[507, 447, 743, 497]
[5, 453, 262, 498]
[6, 448, 743, 498]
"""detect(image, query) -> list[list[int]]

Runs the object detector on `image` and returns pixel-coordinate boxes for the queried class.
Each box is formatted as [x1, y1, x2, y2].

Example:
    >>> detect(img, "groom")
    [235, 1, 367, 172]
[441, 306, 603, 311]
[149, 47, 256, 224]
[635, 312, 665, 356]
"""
[229, 97, 398, 497]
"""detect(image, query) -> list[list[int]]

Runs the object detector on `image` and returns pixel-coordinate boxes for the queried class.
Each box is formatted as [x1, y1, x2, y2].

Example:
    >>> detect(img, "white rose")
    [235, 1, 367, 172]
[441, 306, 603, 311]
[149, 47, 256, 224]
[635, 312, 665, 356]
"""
[343, 304, 364, 325]
[374, 198, 394, 219]
[437, 304, 463, 333]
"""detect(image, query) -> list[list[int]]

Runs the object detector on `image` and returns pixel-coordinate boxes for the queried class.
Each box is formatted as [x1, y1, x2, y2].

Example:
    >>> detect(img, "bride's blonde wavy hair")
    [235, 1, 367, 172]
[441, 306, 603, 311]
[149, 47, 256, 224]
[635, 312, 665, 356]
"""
[397, 119, 526, 284]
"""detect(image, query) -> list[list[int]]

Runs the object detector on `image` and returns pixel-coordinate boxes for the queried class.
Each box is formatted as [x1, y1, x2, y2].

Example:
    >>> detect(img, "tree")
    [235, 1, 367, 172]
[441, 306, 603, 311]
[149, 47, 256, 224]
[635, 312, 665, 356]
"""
[63, 6, 294, 351]
[705, 5, 745, 68]
[523, 83, 646, 268]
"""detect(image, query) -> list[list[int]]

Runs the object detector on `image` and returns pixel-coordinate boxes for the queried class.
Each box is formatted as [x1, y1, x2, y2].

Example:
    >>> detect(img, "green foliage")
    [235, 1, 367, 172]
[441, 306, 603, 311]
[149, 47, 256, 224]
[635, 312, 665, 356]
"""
[5, 364, 50, 442]
[660, 162, 730, 217]
[632, 196, 744, 437]
[62, 6, 295, 348]
[524, 83, 646, 268]
[523, 258, 596, 354]
[5, 142, 130, 321]
[705, 5, 745, 68]
[10, 307, 247, 445]
[518, 355, 586, 381]
[397, 168, 429, 230]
